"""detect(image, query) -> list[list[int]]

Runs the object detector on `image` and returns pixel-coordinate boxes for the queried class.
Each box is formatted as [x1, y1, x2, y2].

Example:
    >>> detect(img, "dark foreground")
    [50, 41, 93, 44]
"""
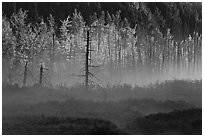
[2, 80, 202, 135]
[3, 108, 201, 135]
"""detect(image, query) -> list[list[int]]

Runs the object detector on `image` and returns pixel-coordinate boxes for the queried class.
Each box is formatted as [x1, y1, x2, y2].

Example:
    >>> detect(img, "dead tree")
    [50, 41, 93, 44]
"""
[23, 62, 28, 87]
[38, 64, 51, 87]
[70, 26, 104, 91]
[84, 29, 102, 90]
[39, 65, 43, 87]
[85, 30, 89, 90]
[52, 33, 55, 62]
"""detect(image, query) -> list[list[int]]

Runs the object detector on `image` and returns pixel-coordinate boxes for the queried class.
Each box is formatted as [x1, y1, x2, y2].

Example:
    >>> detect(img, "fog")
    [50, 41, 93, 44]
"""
[2, 2, 202, 134]
[2, 53, 202, 87]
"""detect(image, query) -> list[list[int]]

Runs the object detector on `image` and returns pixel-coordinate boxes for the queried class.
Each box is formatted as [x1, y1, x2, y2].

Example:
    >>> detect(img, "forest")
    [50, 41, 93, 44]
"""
[2, 2, 202, 87]
[2, 2, 202, 135]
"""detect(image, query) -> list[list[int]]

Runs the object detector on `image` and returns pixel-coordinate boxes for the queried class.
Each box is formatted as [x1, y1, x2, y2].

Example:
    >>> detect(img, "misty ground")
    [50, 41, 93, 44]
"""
[2, 80, 202, 135]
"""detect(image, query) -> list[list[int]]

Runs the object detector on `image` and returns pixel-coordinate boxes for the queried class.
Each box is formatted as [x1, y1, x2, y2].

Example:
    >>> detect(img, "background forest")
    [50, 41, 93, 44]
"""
[2, 2, 202, 87]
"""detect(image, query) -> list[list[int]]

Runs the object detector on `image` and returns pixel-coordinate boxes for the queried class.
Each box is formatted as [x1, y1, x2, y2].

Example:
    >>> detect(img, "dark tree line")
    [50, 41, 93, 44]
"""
[3, 2, 202, 39]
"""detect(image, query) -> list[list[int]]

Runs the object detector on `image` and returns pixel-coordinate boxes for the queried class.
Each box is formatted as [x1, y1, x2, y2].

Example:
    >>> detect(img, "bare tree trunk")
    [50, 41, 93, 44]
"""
[162, 42, 166, 75]
[108, 31, 113, 77]
[131, 44, 135, 70]
[8, 54, 12, 84]
[97, 24, 101, 54]
[90, 40, 92, 64]
[39, 65, 43, 87]
[108, 30, 111, 60]
[23, 62, 28, 87]
[166, 38, 170, 76]
[187, 41, 191, 75]
[149, 39, 152, 75]
[50, 33, 55, 84]
[85, 30, 89, 91]
[52, 33, 55, 62]
[177, 42, 181, 75]
[172, 41, 177, 75]
[114, 32, 117, 70]
[118, 35, 121, 76]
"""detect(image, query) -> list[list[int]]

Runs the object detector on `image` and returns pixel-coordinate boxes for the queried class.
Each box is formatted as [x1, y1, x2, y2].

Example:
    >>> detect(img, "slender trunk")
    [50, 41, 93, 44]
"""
[118, 33, 122, 77]
[162, 41, 166, 75]
[8, 54, 12, 84]
[173, 41, 176, 75]
[32, 43, 35, 84]
[52, 33, 55, 62]
[193, 40, 196, 75]
[107, 30, 112, 77]
[85, 30, 89, 90]
[39, 65, 43, 87]
[23, 62, 28, 87]
[114, 32, 117, 69]
[98, 28, 100, 53]
[149, 39, 152, 74]
[50, 33, 55, 83]
[108, 30, 111, 59]
[187, 41, 191, 75]
[177, 42, 180, 74]
[90, 40, 92, 64]
[167, 39, 169, 66]
[118, 35, 121, 65]
[69, 42, 72, 59]
[132, 44, 135, 70]
[73, 43, 76, 74]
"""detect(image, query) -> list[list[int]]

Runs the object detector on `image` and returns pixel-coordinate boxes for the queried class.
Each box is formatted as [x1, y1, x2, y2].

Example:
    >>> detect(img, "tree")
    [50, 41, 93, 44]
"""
[10, 9, 29, 63]
[47, 14, 56, 64]
[112, 10, 122, 75]
[2, 4, 202, 86]
[85, 30, 90, 90]
[2, 16, 15, 83]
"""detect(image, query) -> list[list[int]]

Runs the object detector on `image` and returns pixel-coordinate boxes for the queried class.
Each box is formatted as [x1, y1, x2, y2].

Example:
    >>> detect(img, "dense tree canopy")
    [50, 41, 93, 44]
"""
[3, 2, 202, 39]
[2, 2, 202, 87]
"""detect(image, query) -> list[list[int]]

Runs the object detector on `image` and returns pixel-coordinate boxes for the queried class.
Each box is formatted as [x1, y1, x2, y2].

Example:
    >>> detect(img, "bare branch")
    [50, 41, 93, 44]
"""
[89, 65, 100, 68]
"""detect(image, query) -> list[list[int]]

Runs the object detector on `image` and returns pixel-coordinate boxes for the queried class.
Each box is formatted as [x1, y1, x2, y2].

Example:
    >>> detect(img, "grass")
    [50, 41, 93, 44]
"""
[2, 79, 202, 135]
[3, 108, 201, 135]
[3, 116, 127, 135]
[3, 80, 201, 106]
[126, 108, 202, 135]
